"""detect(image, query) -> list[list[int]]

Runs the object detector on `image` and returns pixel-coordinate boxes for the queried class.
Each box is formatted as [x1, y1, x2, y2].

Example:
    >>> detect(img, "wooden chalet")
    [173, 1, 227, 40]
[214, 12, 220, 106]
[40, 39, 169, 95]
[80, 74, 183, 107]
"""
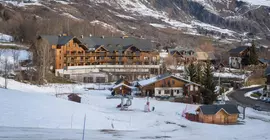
[38, 35, 160, 70]
[37, 35, 161, 82]
[228, 46, 250, 69]
[138, 74, 201, 103]
[196, 104, 240, 124]
[168, 47, 197, 64]
[112, 78, 134, 95]
[195, 49, 217, 64]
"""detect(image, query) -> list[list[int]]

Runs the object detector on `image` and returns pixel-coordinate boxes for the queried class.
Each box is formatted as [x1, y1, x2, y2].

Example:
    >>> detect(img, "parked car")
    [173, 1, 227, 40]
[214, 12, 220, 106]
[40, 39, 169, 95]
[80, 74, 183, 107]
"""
[259, 97, 267, 102]
[266, 98, 270, 103]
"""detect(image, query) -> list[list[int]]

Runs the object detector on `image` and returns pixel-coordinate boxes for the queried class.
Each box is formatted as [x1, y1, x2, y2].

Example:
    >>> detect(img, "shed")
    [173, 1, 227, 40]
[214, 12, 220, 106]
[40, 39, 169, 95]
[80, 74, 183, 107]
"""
[196, 104, 239, 124]
[68, 94, 81, 103]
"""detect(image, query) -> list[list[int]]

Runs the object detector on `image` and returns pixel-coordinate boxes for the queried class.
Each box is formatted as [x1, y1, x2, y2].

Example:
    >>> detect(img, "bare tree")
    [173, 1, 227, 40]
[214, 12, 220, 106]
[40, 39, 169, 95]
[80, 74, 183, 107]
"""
[11, 49, 20, 69]
[164, 55, 178, 72]
[2, 58, 12, 89]
[34, 38, 51, 84]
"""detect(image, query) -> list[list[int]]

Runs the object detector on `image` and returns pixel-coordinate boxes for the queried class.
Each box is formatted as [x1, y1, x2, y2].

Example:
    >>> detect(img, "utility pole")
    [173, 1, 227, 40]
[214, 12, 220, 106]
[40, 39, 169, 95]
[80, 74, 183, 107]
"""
[4, 58, 8, 89]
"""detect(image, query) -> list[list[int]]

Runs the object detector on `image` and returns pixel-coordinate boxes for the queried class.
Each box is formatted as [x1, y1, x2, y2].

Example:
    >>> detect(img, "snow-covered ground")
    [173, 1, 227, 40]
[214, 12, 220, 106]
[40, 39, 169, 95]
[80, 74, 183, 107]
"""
[0, 78, 270, 139]
[90, 20, 125, 34]
[240, 0, 270, 7]
[244, 88, 264, 100]
[1, 0, 43, 7]
[0, 33, 13, 43]
[213, 72, 247, 80]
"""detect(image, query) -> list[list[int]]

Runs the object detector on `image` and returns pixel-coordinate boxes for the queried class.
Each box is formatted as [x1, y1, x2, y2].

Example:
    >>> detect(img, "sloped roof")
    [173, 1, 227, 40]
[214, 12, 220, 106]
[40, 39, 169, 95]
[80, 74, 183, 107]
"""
[39, 35, 74, 46]
[80, 36, 153, 51]
[228, 46, 249, 54]
[40, 35, 58, 45]
[58, 36, 74, 45]
[138, 73, 201, 87]
[265, 66, 270, 76]
[112, 83, 135, 89]
[258, 58, 270, 64]
[196, 52, 216, 61]
[197, 104, 240, 115]
[114, 78, 131, 85]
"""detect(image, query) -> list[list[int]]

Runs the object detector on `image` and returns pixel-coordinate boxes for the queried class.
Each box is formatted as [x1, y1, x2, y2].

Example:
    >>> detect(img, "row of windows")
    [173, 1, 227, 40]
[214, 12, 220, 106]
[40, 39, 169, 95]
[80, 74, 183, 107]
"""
[189, 85, 199, 91]
[158, 89, 182, 94]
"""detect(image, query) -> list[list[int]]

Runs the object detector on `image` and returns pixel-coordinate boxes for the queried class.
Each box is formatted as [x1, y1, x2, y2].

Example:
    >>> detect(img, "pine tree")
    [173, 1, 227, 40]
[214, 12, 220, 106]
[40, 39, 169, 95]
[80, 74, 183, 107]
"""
[185, 63, 196, 82]
[248, 41, 258, 65]
[201, 60, 217, 104]
[194, 63, 203, 84]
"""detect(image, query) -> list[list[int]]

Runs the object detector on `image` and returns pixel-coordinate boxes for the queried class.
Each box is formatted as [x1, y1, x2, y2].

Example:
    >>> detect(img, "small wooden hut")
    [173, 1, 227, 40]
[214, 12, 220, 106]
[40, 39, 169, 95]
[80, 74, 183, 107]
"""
[196, 104, 239, 124]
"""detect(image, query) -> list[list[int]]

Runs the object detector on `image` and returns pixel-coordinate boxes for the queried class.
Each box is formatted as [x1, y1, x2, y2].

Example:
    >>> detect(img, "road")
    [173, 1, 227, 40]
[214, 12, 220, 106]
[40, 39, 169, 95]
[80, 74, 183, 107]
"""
[227, 86, 270, 112]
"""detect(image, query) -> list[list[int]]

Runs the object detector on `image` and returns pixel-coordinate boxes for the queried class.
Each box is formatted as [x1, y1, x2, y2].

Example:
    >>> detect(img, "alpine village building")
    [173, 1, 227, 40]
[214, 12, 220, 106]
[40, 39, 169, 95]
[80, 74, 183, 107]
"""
[138, 74, 201, 103]
[228, 46, 250, 69]
[196, 104, 240, 124]
[38, 34, 161, 83]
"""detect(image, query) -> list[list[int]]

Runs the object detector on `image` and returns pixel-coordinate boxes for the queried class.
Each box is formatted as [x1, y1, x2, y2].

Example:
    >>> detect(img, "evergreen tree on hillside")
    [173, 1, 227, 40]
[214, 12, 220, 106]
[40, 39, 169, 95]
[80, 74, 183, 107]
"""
[185, 63, 196, 82]
[248, 41, 258, 65]
[201, 60, 217, 104]
[194, 63, 203, 84]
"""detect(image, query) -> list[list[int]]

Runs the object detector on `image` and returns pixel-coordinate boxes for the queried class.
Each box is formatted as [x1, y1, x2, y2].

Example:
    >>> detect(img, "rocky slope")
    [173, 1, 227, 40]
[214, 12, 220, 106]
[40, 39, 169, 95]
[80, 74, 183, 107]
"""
[0, 0, 270, 47]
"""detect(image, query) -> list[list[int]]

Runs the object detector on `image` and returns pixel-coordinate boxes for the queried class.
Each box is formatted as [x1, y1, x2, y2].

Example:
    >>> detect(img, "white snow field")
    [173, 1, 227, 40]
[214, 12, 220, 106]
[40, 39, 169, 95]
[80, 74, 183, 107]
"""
[0, 78, 270, 140]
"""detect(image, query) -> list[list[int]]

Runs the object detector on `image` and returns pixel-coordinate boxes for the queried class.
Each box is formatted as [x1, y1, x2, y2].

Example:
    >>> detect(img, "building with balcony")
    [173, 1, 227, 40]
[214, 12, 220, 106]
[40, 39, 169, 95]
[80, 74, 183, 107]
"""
[37, 35, 161, 82]
[228, 46, 250, 69]
[137, 74, 201, 103]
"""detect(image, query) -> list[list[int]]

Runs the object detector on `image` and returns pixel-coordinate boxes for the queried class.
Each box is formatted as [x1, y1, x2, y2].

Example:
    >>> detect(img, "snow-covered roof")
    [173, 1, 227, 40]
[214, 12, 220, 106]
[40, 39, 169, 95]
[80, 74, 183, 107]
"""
[112, 83, 135, 89]
[138, 74, 201, 87]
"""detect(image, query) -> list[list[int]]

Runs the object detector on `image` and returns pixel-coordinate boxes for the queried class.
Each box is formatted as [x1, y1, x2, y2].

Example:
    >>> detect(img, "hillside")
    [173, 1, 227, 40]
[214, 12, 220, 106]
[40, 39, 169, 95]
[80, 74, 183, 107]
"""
[0, 0, 270, 47]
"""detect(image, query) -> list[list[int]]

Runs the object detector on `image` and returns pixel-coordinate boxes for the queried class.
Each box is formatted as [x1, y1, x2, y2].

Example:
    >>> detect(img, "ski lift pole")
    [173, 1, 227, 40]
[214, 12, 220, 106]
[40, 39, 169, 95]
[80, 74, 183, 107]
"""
[82, 114, 86, 140]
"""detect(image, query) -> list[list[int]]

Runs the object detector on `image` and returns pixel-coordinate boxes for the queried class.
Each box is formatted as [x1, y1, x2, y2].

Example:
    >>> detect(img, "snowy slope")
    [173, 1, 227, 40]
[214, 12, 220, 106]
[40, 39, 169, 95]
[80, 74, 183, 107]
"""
[0, 78, 270, 139]
[0, 33, 13, 42]
[239, 0, 270, 7]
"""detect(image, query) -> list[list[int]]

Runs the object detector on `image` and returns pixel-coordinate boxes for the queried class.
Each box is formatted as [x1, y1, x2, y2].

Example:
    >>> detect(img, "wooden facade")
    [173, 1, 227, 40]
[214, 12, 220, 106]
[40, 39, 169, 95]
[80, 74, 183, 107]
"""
[168, 49, 197, 64]
[138, 74, 201, 103]
[113, 84, 132, 95]
[39, 35, 160, 70]
[196, 105, 239, 124]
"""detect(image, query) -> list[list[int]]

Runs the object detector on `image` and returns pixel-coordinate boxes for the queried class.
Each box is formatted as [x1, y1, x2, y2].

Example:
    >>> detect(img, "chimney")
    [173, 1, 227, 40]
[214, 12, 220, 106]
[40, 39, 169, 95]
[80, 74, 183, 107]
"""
[81, 35, 84, 38]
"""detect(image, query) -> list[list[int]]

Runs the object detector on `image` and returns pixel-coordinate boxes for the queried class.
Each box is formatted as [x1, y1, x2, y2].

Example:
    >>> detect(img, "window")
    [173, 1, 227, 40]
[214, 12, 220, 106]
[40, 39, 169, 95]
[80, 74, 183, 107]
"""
[165, 90, 170, 94]
[158, 90, 161, 94]
[83, 77, 93, 83]
[96, 77, 106, 83]
[190, 85, 194, 91]
[195, 86, 199, 91]
[172, 80, 175, 85]
[177, 90, 180, 94]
